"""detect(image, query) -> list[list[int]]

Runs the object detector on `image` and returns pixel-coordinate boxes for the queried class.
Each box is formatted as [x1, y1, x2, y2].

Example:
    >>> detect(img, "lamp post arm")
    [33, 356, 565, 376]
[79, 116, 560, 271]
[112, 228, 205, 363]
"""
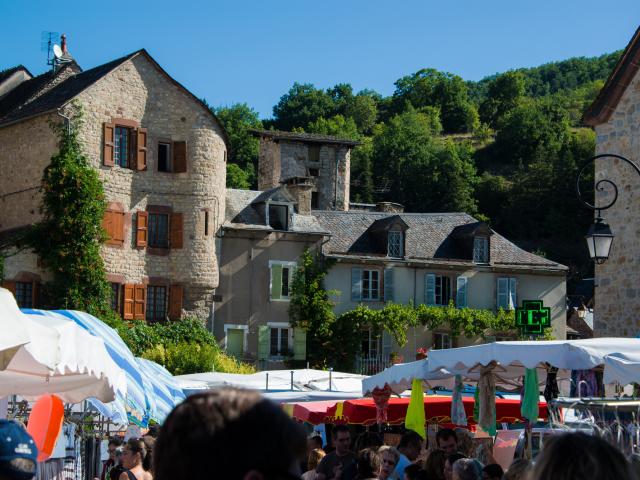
[576, 154, 640, 216]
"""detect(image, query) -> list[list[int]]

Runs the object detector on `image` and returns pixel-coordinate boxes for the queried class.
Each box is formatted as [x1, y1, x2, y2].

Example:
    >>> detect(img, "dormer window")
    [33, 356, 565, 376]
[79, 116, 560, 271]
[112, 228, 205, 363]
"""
[473, 236, 489, 263]
[268, 204, 288, 230]
[388, 231, 404, 258]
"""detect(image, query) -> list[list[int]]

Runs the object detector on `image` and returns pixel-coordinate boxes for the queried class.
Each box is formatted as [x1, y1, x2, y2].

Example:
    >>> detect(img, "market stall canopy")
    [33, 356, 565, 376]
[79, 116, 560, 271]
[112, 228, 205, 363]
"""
[603, 352, 640, 385]
[0, 288, 30, 369]
[0, 310, 125, 403]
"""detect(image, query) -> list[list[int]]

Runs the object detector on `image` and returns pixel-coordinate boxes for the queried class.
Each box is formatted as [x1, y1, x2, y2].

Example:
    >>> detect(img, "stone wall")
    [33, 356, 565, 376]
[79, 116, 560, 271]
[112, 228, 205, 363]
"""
[592, 71, 640, 337]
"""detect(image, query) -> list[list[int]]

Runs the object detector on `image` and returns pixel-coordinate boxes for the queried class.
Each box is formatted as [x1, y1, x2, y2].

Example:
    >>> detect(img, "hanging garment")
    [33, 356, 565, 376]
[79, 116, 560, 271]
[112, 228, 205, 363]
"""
[405, 378, 426, 439]
[543, 366, 559, 401]
[570, 369, 598, 397]
[473, 386, 480, 423]
[451, 375, 467, 426]
[478, 365, 497, 436]
[521, 368, 540, 423]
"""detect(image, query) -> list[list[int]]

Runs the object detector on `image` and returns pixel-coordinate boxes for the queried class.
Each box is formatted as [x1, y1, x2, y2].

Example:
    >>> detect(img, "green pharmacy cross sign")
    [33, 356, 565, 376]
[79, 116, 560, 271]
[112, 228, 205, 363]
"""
[515, 300, 551, 335]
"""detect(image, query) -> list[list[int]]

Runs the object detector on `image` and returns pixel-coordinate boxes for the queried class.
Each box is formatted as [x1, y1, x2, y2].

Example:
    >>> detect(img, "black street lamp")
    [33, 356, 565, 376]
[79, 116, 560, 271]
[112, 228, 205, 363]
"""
[576, 154, 640, 264]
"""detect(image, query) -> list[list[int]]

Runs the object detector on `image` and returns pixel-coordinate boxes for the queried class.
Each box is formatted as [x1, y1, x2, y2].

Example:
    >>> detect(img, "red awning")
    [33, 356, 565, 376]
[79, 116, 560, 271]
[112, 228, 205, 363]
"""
[323, 396, 547, 426]
[290, 400, 340, 425]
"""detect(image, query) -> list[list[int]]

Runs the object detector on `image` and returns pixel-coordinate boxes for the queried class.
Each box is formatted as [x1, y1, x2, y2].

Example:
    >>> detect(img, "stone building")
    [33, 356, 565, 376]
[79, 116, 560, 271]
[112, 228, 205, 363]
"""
[583, 26, 640, 337]
[251, 130, 358, 211]
[0, 48, 228, 322]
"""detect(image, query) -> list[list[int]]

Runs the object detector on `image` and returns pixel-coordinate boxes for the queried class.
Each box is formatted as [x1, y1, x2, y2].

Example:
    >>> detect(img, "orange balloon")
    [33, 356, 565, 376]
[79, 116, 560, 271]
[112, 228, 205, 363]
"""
[26, 394, 64, 462]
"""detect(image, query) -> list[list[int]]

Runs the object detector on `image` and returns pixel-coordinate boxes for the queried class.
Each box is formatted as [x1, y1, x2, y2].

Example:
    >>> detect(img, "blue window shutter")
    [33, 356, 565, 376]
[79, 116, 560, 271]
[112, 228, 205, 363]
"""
[509, 277, 517, 310]
[456, 276, 468, 308]
[425, 273, 436, 306]
[384, 267, 394, 302]
[351, 267, 363, 301]
[497, 277, 508, 309]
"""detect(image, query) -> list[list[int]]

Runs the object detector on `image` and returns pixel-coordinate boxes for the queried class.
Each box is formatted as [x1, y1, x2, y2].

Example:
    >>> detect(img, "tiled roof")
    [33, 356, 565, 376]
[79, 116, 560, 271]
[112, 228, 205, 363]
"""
[250, 129, 361, 146]
[313, 210, 566, 271]
[224, 189, 329, 235]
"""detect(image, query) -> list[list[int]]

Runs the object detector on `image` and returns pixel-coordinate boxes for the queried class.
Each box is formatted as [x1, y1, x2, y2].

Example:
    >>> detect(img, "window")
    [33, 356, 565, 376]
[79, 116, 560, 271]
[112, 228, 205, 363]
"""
[311, 192, 320, 209]
[270, 326, 291, 357]
[473, 237, 489, 263]
[148, 213, 169, 248]
[497, 277, 517, 310]
[388, 231, 404, 258]
[361, 330, 381, 357]
[362, 269, 380, 301]
[268, 204, 288, 230]
[204, 211, 209, 236]
[308, 145, 320, 163]
[433, 332, 451, 350]
[110, 283, 121, 312]
[270, 261, 296, 301]
[146, 286, 167, 322]
[309, 168, 319, 177]
[114, 126, 133, 168]
[158, 142, 171, 172]
[435, 276, 451, 306]
[15, 282, 33, 308]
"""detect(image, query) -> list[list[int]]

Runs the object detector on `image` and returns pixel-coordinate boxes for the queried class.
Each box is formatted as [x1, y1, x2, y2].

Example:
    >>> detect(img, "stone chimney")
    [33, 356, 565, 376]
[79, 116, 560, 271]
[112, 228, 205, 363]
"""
[283, 177, 313, 215]
[376, 202, 404, 213]
[61, 34, 68, 54]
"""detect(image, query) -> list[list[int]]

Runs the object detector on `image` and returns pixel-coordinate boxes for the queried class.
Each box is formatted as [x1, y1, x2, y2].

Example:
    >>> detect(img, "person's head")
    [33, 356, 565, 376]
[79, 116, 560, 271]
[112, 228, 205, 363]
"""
[356, 448, 381, 479]
[502, 459, 531, 480]
[307, 448, 325, 472]
[481, 463, 503, 480]
[454, 429, 474, 457]
[398, 431, 424, 461]
[154, 388, 306, 480]
[451, 458, 482, 480]
[531, 432, 632, 480]
[423, 449, 446, 480]
[331, 425, 351, 456]
[403, 463, 428, 480]
[122, 438, 151, 471]
[444, 453, 466, 480]
[307, 435, 323, 453]
[0, 420, 37, 480]
[354, 431, 383, 452]
[108, 438, 123, 462]
[436, 429, 458, 455]
[378, 446, 400, 480]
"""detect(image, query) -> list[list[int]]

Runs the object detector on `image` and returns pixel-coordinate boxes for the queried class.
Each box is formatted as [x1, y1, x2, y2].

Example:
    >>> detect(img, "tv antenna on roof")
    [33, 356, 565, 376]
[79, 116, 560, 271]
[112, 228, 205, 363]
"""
[41, 31, 60, 69]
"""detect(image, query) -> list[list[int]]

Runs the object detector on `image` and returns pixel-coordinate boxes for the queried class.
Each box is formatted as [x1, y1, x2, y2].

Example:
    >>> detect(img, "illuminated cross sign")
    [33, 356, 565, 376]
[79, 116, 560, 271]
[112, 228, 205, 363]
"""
[515, 300, 551, 335]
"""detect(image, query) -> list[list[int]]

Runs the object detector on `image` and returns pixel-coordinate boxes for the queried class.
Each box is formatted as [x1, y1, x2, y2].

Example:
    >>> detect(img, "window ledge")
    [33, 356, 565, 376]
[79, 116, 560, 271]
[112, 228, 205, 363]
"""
[270, 298, 291, 302]
[147, 247, 171, 256]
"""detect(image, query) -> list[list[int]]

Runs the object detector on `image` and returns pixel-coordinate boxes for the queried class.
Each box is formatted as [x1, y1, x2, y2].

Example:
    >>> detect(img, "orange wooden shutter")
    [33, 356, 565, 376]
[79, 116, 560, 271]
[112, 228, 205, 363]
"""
[136, 211, 148, 248]
[123, 284, 135, 320]
[102, 211, 113, 241]
[103, 123, 115, 166]
[169, 285, 184, 321]
[114, 211, 125, 244]
[173, 141, 187, 173]
[136, 128, 148, 171]
[133, 284, 146, 320]
[1, 281, 16, 296]
[170, 213, 183, 249]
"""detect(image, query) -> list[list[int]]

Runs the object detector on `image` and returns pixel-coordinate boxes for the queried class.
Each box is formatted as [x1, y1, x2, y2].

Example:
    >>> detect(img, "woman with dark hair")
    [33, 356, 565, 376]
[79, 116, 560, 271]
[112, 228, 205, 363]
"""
[424, 449, 446, 480]
[355, 448, 381, 480]
[531, 432, 633, 480]
[119, 438, 153, 480]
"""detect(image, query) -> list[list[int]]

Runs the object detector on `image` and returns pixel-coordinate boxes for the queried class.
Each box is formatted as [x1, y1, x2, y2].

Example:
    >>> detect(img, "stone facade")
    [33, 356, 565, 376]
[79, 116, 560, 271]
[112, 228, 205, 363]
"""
[0, 52, 227, 321]
[591, 70, 640, 336]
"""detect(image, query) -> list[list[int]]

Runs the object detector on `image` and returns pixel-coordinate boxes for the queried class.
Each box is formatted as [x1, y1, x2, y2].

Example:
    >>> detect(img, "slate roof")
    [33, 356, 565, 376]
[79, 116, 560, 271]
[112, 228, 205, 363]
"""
[250, 129, 361, 147]
[224, 189, 329, 235]
[313, 210, 566, 271]
[0, 65, 31, 86]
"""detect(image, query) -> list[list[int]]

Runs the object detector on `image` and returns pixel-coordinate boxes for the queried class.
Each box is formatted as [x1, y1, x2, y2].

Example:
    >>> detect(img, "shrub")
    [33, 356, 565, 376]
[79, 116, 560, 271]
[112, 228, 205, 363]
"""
[163, 342, 217, 376]
[214, 352, 256, 374]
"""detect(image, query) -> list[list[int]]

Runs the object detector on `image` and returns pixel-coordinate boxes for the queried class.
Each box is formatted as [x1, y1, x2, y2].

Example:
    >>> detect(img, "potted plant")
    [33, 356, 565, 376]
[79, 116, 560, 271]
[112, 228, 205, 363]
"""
[389, 352, 403, 364]
[415, 347, 428, 361]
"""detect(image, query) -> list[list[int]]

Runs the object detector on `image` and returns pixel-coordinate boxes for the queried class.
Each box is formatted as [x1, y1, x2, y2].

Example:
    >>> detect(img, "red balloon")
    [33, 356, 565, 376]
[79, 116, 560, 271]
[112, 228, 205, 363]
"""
[26, 394, 64, 462]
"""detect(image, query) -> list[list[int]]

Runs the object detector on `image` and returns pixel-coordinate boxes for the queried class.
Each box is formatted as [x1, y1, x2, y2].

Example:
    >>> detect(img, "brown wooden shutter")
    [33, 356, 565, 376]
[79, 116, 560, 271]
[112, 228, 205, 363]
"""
[134, 284, 146, 320]
[123, 284, 135, 320]
[114, 212, 125, 244]
[32, 282, 39, 308]
[136, 211, 148, 248]
[136, 128, 148, 171]
[1, 281, 16, 297]
[102, 211, 115, 243]
[173, 141, 187, 173]
[169, 285, 183, 321]
[103, 123, 115, 166]
[170, 213, 183, 249]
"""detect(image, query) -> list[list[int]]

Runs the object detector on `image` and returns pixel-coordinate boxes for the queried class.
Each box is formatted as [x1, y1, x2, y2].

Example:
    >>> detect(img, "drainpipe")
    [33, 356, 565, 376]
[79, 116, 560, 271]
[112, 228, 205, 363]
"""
[57, 108, 71, 136]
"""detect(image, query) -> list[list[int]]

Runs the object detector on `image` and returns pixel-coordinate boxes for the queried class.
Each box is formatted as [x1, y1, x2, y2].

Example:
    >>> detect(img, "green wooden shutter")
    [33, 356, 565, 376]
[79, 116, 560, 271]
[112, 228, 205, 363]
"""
[425, 274, 436, 306]
[271, 264, 283, 300]
[384, 267, 394, 303]
[293, 328, 307, 360]
[258, 325, 270, 360]
[351, 267, 363, 301]
[456, 276, 468, 308]
[497, 277, 508, 309]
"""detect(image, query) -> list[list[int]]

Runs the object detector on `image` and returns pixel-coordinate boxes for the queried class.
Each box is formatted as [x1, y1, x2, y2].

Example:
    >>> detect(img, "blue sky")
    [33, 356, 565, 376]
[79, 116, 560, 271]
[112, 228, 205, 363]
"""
[2, 1, 638, 118]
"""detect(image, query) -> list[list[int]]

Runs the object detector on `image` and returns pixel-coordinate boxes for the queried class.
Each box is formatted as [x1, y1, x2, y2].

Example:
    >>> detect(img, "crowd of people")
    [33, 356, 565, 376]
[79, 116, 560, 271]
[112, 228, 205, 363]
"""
[0, 388, 638, 480]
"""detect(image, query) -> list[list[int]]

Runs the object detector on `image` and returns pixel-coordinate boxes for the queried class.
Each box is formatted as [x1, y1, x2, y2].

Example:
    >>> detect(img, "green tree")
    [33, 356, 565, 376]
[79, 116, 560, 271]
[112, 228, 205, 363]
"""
[273, 83, 335, 131]
[344, 94, 378, 134]
[307, 114, 360, 139]
[350, 136, 375, 203]
[29, 106, 111, 315]
[226, 163, 252, 189]
[479, 71, 526, 128]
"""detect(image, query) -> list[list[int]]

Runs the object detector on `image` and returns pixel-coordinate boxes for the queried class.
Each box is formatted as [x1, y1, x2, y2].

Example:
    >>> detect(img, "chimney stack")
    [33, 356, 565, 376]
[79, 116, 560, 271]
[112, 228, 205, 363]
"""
[61, 34, 68, 54]
[283, 177, 313, 215]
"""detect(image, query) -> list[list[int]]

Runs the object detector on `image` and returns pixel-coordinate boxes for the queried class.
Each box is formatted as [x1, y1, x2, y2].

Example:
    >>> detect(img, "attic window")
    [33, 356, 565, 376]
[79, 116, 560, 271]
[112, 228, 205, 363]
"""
[473, 236, 489, 264]
[268, 204, 288, 230]
[388, 231, 404, 258]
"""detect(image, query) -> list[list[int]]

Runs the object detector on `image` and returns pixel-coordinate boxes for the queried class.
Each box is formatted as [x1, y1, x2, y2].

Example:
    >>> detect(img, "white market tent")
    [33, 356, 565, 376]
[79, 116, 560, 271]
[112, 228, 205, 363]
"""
[363, 338, 640, 395]
[0, 288, 30, 369]
[0, 288, 126, 403]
